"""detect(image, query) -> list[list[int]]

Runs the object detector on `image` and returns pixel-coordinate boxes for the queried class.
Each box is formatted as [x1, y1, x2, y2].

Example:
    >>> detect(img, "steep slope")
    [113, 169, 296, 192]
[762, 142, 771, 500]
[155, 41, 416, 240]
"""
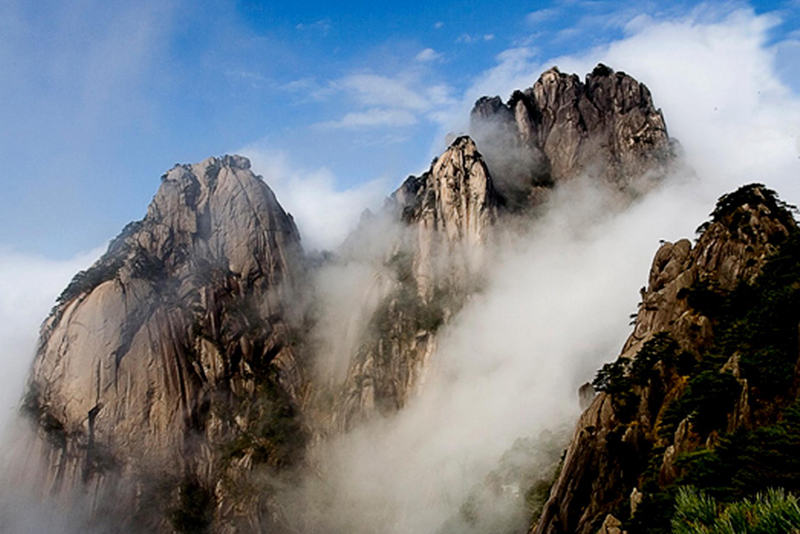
[394, 136, 498, 299]
[471, 64, 675, 207]
[19, 156, 308, 532]
[533, 184, 799, 534]
[15, 63, 681, 533]
[332, 136, 498, 429]
[332, 66, 675, 429]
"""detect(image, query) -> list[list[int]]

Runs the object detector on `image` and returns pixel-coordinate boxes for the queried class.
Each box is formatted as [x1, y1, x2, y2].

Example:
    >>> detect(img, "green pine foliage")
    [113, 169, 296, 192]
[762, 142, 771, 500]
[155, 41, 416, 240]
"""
[678, 402, 800, 501]
[592, 332, 684, 423]
[624, 189, 800, 533]
[695, 183, 797, 236]
[672, 487, 800, 534]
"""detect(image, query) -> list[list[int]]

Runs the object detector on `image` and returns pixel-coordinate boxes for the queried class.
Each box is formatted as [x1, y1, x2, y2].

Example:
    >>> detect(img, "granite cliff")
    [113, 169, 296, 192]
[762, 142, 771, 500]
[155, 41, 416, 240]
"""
[331, 64, 677, 429]
[19, 156, 309, 531]
[13, 65, 683, 533]
[471, 64, 675, 208]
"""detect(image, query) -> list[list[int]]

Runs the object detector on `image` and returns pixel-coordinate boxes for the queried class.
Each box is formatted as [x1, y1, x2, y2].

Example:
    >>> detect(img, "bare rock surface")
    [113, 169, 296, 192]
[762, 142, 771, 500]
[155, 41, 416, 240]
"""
[471, 64, 675, 206]
[17, 63, 689, 533]
[332, 136, 498, 429]
[20, 156, 307, 531]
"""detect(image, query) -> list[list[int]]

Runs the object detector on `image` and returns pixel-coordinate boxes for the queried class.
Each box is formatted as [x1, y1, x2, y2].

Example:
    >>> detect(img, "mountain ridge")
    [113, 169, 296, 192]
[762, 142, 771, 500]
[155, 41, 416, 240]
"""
[13, 64, 684, 533]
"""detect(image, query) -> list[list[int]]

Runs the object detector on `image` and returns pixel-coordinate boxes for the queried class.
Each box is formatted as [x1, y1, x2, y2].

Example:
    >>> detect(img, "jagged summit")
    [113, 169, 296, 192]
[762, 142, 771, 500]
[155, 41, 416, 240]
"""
[59, 154, 300, 308]
[16, 64, 692, 533]
[471, 63, 675, 205]
[394, 136, 497, 243]
[333, 136, 498, 430]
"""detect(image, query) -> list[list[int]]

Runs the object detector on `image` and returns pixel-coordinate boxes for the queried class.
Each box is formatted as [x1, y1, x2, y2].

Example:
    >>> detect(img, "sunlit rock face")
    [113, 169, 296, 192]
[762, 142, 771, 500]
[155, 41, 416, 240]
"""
[622, 184, 794, 357]
[334, 64, 679, 429]
[332, 136, 499, 430]
[471, 64, 675, 207]
[20, 155, 308, 531]
[394, 136, 498, 299]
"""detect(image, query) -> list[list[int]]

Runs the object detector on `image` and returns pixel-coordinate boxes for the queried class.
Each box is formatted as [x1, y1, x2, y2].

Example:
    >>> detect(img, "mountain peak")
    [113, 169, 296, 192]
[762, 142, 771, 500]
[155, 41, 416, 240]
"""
[470, 64, 675, 203]
[590, 62, 614, 77]
[23, 154, 308, 530]
[394, 134, 497, 236]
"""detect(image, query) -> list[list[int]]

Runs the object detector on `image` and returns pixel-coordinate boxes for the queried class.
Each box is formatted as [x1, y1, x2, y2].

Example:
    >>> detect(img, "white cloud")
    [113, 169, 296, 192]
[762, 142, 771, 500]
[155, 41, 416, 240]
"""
[338, 74, 432, 110]
[0, 247, 103, 436]
[554, 8, 800, 203]
[437, 8, 800, 205]
[296, 19, 332, 35]
[433, 21, 444, 29]
[319, 108, 419, 128]
[288, 176, 711, 534]
[278, 76, 340, 103]
[319, 72, 457, 130]
[525, 8, 560, 24]
[239, 144, 389, 251]
[456, 33, 497, 44]
[280, 77, 317, 91]
[415, 48, 443, 63]
[288, 8, 800, 533]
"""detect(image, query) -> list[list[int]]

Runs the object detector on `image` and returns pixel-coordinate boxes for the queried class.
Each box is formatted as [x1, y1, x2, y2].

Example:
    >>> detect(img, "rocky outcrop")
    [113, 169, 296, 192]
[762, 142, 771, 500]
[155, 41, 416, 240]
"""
[332, 65, 679, 429]
[596, 515, 624, 534]
[332, 136, 498, 429]
[623, 184, 795, 357]
[471, 64, 675, 206]
[394, 136, 498, 298]
[19, 156, 308, 532]
[533, 184, 797, 534]
[327, 66, 678, 432]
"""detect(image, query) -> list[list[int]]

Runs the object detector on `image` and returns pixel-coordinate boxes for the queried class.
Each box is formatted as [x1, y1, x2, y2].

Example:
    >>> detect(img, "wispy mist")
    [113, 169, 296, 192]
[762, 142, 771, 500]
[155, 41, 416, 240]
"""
[0, 5, 798, 534]
[0, 248, 102, 435]
[0, 247, 103, 533]
[263, 10, 800, 533]
[281, 169, 707, 533]
[241, 144, 390, 252]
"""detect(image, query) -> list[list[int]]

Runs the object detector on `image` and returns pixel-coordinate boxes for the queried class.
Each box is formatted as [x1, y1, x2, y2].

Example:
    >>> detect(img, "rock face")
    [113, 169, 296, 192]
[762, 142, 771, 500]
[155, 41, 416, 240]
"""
[532, 185, 797, 534]
[332, 64, 677, 429]
[623, 184, 794, 358]
[16, 64, 684, 532]
[471, 64, 674, 206]
[333, 136, 498, 429]
[394, 136, 498, 298]
[21, 156, 308, 532]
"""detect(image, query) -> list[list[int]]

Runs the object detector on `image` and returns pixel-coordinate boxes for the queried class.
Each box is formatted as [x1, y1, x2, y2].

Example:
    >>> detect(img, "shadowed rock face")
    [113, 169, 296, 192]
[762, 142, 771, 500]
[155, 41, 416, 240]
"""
[21, 155, 308, 531]
[532, 185, 797, 534]
[471, 64, 675, 207]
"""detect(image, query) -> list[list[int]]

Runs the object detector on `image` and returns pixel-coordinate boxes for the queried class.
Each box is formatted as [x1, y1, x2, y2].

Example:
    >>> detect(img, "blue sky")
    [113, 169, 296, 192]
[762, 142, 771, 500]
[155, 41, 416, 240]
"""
[0, 0, 798, 257]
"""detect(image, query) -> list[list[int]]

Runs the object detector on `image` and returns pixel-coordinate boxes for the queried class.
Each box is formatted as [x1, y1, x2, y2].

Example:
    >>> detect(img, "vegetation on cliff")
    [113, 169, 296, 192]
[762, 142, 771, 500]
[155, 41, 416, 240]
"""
[586, 185, 800, 533]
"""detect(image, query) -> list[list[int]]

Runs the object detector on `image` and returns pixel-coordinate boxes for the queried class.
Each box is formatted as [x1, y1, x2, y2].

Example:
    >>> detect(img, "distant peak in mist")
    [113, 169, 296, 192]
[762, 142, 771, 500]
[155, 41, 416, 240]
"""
[469, 63, 677, 209]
